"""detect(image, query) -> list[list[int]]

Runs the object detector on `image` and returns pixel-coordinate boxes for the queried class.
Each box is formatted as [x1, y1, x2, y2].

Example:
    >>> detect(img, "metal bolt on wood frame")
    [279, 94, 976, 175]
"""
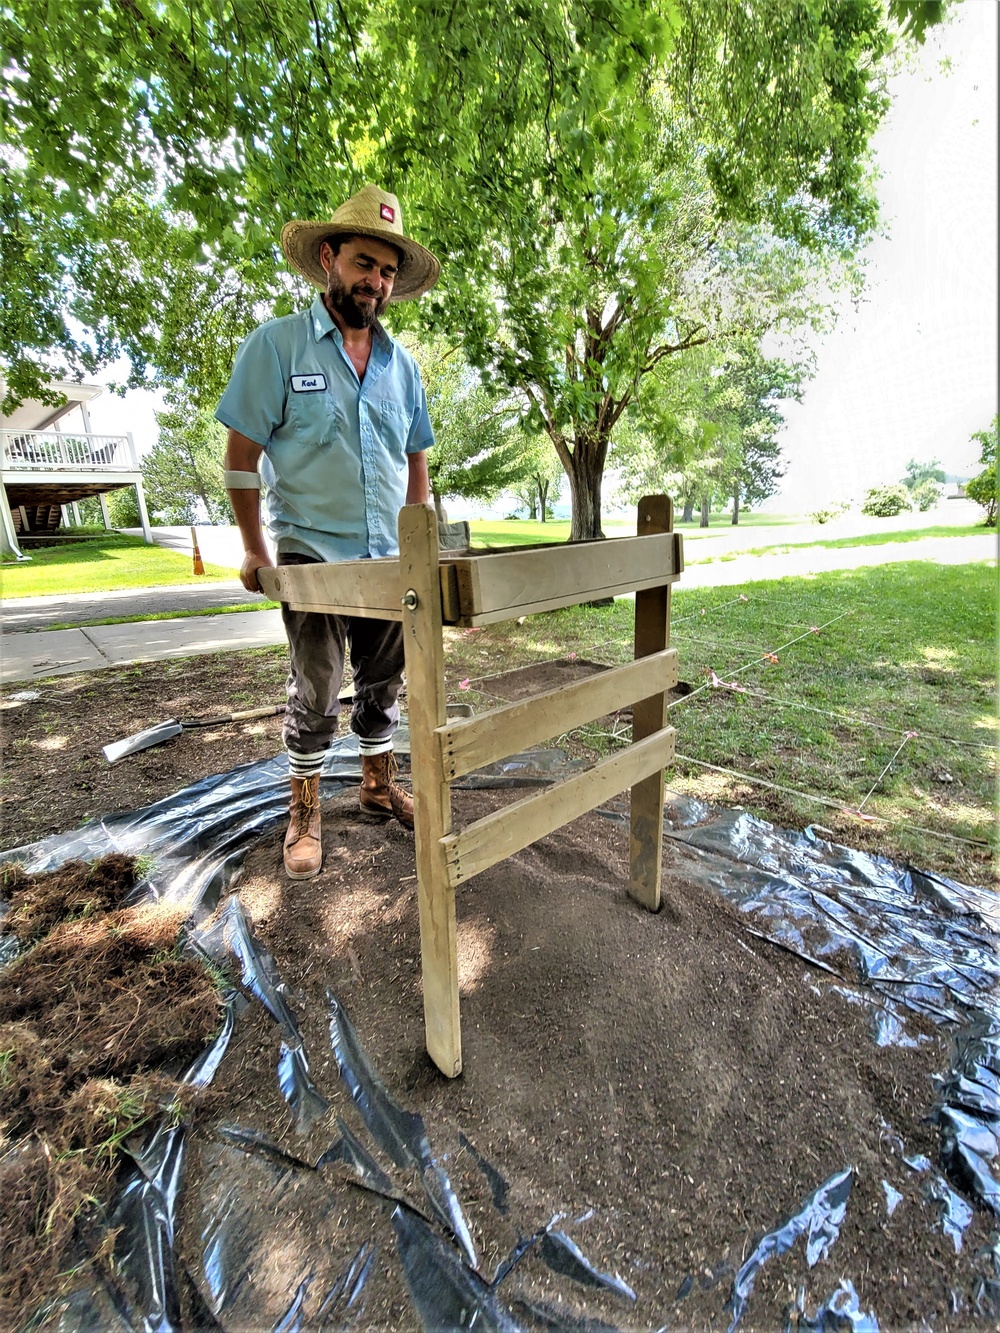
[259, 495, 682, 1077]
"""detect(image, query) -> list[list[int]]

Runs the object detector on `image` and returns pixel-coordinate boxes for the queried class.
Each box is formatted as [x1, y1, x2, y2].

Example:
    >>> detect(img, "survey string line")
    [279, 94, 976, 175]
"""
[856, 732, 919, 813]
[667, 610, 855, 710]
[693, 681, 996, 753]
[672, 755, 991, 849]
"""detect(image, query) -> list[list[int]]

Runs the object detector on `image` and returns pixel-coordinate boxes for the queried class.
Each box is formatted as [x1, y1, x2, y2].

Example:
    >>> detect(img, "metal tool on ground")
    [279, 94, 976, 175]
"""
[103, 705, 287, 763]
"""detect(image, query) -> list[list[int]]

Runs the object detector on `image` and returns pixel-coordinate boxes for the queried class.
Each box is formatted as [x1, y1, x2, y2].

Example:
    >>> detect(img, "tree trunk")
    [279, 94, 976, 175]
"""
[681, 501, 695, 523]
[539, 477, 549, 521]
[699, 494, 710, 528]
[432, 489, 445, 521]
[566, 434, 606, 541]
[732, 487, 740, 525]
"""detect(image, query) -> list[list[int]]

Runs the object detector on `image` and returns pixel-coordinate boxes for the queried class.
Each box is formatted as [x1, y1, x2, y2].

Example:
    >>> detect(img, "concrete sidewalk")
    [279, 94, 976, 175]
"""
[1, 610, 287, 684]
[2, 533, 994, 685]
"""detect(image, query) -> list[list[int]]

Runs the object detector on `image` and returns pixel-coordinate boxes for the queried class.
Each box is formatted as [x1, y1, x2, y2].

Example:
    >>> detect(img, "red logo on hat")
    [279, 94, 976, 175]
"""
[380, 203, 395, 222]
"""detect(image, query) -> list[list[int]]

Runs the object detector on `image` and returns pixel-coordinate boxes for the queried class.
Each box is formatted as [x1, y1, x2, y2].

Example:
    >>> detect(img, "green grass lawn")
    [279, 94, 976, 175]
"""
[1, 535, 236, 597]
[468, 513, 804, 546]
[3, 519, 983, 601]
[691, 523, 989, 563]
[441, 558, 997, 884]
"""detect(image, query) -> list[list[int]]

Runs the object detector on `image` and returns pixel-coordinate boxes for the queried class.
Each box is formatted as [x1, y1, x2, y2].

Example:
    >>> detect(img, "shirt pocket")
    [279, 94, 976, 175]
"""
[288, 386, 345, 447]
[373, 398, 411, 460]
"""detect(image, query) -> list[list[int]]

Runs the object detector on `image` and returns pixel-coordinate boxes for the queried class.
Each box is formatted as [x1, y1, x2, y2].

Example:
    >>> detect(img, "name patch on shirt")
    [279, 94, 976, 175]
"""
[290, 373, 328, 393]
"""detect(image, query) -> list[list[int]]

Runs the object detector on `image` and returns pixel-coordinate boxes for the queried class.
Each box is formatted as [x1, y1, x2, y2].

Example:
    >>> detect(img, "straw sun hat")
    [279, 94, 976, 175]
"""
[280, 184, 441, 301]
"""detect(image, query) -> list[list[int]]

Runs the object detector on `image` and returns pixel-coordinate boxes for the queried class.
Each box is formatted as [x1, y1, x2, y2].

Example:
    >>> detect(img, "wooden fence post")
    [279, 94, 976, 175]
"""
[628, 495, 673, 910]
[398, 504, 462, 1077]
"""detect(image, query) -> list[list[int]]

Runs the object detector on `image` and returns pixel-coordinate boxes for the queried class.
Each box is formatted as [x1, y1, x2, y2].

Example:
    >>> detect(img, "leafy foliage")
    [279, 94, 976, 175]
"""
[910, 479, 941, 512]
[406, 338, 534, 516]
[1, 0, 944, 532]
[616, 340, 806, 524]
[901, 458, 946, 490]
[861, 484, 912, 518]
[143, 389, 233, 525]
[965, 415, 998, 526]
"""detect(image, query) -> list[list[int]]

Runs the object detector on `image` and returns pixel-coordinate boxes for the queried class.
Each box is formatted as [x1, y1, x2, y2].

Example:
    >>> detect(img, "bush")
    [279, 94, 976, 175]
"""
[861, 485, 912, 518]
[809, 501, 850, 525]
[965, 465, 997, 526]
[911, 480, 941, 512]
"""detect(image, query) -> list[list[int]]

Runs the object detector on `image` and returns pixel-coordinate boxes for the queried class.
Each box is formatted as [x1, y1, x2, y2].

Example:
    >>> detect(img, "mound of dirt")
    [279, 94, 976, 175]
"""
[0, 856, 223, 1327]
[182, 788, 991, 1330]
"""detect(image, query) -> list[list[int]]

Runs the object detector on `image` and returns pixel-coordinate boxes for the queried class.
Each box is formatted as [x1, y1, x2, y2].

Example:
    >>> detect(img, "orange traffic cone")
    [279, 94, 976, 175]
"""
[191, 525, 205, 576]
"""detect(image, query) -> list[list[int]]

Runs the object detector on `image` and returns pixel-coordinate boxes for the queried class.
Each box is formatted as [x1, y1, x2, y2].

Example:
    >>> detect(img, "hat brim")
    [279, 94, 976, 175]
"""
[280, 221, 441, 301]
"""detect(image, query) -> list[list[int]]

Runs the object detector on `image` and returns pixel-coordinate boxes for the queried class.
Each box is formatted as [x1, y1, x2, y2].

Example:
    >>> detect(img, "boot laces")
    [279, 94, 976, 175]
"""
[294, 778, 319, 834]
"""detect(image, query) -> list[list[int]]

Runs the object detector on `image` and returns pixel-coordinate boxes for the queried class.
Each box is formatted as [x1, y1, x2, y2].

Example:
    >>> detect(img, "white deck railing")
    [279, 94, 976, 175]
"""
[1, 429, 138, 472]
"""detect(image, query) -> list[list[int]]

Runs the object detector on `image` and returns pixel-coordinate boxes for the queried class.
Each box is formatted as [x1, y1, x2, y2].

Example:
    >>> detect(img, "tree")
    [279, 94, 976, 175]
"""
[614, 339, 804, 524]
[3, 0, 943, 538]
[144, 389, 233, 524]
[720, 345, 805, 523]
[512, 438, 564, 521]
[404, 338, 534, 519]
[965, 416, 998, 526]
[901, 458, 946, 490]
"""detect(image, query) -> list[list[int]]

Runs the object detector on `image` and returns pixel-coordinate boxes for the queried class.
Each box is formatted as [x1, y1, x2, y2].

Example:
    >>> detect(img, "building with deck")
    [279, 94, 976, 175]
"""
[0, 380, 153, 559]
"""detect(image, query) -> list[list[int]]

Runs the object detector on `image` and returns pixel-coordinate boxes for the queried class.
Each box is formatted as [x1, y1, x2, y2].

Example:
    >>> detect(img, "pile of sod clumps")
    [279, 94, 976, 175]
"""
[0, 854, 224, 1326]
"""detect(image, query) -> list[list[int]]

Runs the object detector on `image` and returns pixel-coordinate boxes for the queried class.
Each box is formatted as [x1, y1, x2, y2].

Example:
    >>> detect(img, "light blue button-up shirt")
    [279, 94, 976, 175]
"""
[216, 296, 434, 562]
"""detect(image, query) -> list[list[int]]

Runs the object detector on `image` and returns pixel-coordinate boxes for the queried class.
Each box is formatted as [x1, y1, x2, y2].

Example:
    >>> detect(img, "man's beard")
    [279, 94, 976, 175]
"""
[325, 272, 386, 329]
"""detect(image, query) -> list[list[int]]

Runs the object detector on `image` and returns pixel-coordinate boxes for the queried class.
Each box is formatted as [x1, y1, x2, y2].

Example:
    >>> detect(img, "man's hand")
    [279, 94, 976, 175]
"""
[240, 550, 274, 593]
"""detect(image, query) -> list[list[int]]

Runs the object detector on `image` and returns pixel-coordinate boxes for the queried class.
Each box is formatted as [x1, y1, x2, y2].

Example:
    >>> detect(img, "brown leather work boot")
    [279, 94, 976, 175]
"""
[359, 751, 414, 829]
[283, 775, 322, 878]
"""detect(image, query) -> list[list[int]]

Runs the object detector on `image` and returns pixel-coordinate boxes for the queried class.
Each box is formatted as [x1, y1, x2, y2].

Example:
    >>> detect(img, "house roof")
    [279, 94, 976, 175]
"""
[0, 380, 104, 432]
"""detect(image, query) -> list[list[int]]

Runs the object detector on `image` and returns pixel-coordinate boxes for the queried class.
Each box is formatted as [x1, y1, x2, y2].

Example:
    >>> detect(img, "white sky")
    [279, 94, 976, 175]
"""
[767, 0, 999, 511]
[81, 3, 999, 514]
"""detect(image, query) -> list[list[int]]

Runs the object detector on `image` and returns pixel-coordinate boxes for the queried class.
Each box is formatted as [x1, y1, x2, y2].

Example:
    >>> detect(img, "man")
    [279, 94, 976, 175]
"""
[217, 184, 441, 880]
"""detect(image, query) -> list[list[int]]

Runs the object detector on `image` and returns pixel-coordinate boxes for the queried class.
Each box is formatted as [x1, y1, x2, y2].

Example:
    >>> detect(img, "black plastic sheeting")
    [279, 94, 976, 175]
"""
[660, 794, 1000, 1227]
[2, 742, 997, 1330]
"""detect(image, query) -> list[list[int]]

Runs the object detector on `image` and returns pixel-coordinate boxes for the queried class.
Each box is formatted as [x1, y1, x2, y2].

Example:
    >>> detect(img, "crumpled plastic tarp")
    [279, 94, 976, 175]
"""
[1, 742, 997, 1331]
[657, 794, 999, 1224]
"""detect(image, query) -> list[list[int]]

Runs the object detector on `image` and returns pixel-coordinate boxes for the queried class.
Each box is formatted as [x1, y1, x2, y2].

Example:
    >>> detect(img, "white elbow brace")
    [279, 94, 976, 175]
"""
[224, 470, 262, 490]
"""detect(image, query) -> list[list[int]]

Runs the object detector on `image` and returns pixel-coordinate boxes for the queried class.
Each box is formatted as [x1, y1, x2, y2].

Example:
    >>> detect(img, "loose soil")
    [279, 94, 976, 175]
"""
[1, 653, 995, 1328]
[186, 789, 994, 1330]
[0, 856, 224, 1327]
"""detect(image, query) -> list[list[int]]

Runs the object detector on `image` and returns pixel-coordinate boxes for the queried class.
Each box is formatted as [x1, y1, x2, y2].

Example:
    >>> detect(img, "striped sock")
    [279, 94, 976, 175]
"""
[287, 747, 327, 779]
[356, 736, 393, 758]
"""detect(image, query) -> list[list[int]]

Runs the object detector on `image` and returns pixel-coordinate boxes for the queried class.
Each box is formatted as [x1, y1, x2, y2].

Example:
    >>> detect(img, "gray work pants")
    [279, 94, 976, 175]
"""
[278, 553, 405, 757]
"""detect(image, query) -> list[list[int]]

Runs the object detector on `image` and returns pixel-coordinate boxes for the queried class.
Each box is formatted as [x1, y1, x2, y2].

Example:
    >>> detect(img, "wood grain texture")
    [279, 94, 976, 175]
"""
[437, 649, 679, 780]
[441, 726, 676, 887]
[398, 504, 462, 1078]
[628, 495, 675, 911]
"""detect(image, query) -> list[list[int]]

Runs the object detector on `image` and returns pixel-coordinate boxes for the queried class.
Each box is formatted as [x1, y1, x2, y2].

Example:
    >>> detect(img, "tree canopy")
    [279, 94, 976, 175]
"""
[2, 0, 946, 531]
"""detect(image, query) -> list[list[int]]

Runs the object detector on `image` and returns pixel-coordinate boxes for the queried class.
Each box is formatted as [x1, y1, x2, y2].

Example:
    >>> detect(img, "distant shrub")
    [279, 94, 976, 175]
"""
[809, 501, 850, 525]
[965, 465, 997, 526]
[911, 480, 941, 512]
[861, 485, 912, 518]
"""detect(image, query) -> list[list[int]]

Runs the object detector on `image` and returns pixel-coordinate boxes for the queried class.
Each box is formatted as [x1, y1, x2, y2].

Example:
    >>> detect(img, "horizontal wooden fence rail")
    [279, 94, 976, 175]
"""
[440, 724, 677, 888]
[437, 648, 679, 781]
[447, 531, 683, 625]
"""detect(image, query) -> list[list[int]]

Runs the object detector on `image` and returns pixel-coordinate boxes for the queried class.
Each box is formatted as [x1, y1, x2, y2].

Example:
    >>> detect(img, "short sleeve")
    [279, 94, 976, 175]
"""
[405, 365, 435, 455]
[215, 330, 286, 448]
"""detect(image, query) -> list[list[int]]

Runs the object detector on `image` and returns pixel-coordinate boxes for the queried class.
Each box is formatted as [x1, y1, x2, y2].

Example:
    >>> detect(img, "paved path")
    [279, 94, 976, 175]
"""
[2, 534, 994, 685]
[2, 581, 268, 632]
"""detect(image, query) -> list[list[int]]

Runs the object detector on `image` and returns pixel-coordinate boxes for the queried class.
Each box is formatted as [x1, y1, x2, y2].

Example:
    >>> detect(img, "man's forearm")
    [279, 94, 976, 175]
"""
[406, 450, 430, 505]
[228, 486, 269, 560]
[225, 428, 272, 590]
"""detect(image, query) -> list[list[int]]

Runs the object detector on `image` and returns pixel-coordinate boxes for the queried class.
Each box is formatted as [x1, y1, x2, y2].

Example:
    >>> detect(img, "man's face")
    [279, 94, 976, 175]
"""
[320, 235, 400, 329]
